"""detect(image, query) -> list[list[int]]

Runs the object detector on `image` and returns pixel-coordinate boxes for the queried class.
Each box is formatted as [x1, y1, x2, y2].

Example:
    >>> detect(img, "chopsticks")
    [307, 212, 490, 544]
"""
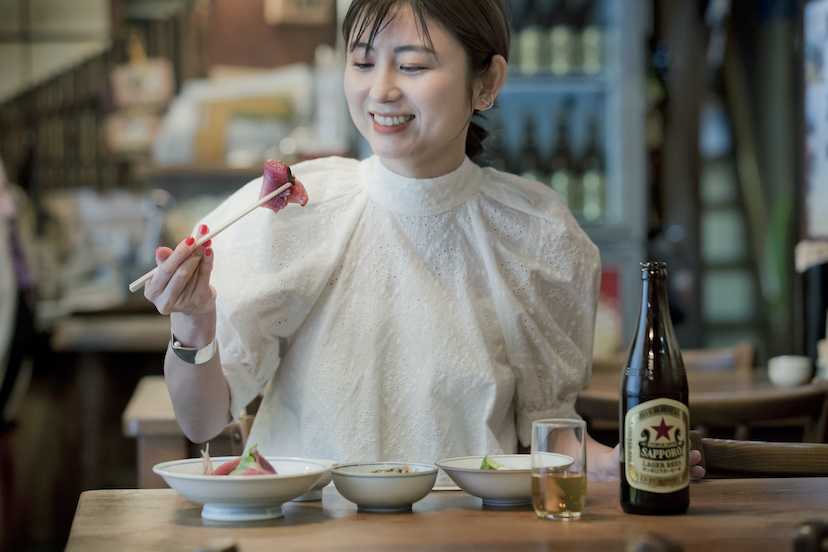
[128, 181, 293, 293]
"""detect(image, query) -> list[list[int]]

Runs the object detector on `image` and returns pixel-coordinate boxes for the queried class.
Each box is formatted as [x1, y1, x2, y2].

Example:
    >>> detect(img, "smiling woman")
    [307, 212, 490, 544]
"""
[141, 0, 644, 487]
[342, 0, 509, 178]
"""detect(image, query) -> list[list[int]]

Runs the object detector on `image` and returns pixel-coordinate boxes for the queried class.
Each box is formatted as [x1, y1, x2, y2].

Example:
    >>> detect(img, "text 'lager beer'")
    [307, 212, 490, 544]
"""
[620, 262, 689, 515]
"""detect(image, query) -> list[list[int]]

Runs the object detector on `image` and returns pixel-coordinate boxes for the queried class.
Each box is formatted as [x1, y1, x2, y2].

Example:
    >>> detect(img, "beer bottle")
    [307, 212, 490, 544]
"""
[549, 0, 574, 75]
[620, 262, 689, 515]
[579, 111, 605, 221]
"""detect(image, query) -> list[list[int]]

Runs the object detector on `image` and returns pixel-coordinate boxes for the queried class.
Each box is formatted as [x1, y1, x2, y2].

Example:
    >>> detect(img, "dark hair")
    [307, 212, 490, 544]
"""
[342, 0, 511, 158]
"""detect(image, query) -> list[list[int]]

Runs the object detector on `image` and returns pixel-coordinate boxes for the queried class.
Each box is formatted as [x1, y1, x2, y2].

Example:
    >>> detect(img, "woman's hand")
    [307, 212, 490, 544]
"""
[588, 441, 706, 481]
[689, 448, 705, 480]
[144, 224, 216, 316]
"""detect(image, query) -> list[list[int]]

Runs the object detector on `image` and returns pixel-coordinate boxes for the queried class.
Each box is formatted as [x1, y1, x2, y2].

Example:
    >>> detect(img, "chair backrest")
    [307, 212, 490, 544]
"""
[682, 341, 755, 375]
[577, 378, 828, 443]
[690, 431, 828, 476]
[592, 341, 756, 375]
[690, 379, 828, 443]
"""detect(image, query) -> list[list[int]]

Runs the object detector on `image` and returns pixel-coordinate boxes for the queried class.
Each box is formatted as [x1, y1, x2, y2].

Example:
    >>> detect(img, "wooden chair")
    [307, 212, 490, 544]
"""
[690, 431, 828, 476]
[591, 340, 756, 375]
[690, 379, 828, 442]
[682, 341, 755, 375]
[577, 375, 828, 444]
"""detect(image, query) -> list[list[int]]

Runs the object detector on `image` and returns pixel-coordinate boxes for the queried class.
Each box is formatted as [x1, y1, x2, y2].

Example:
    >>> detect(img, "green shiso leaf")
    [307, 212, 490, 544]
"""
[480, 455, 504, 470]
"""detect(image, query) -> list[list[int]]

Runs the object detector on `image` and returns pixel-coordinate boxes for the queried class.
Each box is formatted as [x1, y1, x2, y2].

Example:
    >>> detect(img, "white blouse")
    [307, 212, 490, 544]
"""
[203, 154, 601, 467]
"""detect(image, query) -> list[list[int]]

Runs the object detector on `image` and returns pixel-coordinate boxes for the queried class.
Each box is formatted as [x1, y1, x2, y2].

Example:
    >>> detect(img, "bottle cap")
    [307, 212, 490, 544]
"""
[640, 261, 668, 278]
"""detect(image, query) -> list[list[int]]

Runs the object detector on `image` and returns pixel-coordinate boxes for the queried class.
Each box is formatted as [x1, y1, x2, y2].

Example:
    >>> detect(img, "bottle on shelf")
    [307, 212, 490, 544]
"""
[548, 0, 574, 75]
[548, 101, 574, 207]
[579, 111, 605, 221]
[519, 114, 543, 182]
[620, 262, 690, 516]
[519, 23, 546, 76]
[580, 20, 603, 75]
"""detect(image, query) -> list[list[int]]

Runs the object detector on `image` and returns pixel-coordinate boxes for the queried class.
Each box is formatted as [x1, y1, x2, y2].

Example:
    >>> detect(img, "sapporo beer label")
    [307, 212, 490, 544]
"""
[624, 398, 689, 493]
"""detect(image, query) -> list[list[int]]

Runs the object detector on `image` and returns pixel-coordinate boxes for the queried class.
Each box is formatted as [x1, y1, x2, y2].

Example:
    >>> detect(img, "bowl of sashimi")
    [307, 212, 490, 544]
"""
[152, 445, 334, 521]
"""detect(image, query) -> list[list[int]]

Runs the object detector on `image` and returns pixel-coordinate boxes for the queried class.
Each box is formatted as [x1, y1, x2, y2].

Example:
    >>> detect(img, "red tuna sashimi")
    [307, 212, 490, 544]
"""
[229, 447, 278, 475]
[259, 159, 309, 214]
[207, 444, 278, 476]
[212, 457, 242, 475]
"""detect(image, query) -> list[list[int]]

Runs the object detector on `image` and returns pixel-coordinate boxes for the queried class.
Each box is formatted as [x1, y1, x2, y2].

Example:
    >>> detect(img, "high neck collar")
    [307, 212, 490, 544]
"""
[362, 156, 481, 216]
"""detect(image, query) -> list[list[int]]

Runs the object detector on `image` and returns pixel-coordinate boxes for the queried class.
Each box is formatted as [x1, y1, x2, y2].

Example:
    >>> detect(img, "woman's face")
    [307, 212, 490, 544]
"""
[344, 7, 475, 179]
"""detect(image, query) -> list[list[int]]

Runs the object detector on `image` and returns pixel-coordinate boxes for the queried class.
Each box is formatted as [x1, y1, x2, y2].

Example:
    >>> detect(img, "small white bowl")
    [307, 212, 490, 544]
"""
[435, 454, 533, 506]
[292, 458, 337, 501]
[768, 355, 813, 388]
[331, 461, 438, 512]
[153, 456, 329, 521]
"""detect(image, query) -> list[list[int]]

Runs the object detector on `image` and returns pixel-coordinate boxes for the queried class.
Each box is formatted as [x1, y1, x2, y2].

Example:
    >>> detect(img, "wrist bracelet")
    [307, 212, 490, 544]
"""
[170, 329, 218, 364]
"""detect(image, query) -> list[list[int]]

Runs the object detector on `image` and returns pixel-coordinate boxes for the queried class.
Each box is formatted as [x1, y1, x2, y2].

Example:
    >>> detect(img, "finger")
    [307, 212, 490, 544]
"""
[145, 236, 198, 304]
[197, 223, 210, 244]
[156, 249, 205, 314]
[690, 465, 706, 480]
[149, 236, 198, 291]
[188, 245, 215, 306]
[175, 251, 205, 305]
[155, 246, 173, 266]
[145, 245, 176, 303]
[689, 449, 702, 464]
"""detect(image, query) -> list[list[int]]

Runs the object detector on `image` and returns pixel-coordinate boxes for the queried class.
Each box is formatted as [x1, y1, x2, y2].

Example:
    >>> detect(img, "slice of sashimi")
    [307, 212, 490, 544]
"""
[259, 159, 309, 214]
[252, 447, 277, 474]
[212, 457, 242, 475]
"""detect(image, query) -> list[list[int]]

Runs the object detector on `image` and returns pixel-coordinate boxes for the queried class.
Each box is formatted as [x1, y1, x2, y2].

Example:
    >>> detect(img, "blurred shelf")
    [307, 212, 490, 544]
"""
[135, 163, 263, 197]
[503, 73, 608, 94]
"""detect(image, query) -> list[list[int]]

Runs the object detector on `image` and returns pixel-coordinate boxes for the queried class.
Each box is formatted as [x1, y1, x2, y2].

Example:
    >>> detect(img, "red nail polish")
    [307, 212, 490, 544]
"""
[201, 239, 212, 248]
[204, 247, 212, 257]
[185, 236, 195, 246]
[199, 224, 208, 235]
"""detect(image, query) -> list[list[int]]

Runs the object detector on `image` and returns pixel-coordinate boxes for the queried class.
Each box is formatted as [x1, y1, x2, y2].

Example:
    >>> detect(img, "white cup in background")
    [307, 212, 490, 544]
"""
[767, 355, 813, 388]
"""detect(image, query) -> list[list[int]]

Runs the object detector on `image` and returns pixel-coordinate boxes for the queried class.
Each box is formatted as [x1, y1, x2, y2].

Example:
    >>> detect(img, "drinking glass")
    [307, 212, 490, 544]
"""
[530, 418, 587, 520]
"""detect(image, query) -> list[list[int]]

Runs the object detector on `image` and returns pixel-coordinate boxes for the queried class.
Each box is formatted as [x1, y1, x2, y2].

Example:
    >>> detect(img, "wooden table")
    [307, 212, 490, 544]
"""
[65, 478, 828, 551]
[123, 375, 234, 489]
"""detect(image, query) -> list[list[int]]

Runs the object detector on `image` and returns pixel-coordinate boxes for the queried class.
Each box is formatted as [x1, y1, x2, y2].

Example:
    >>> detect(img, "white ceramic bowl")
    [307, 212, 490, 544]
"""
[331, 461, 438, 512]
[152, 456, 329, 521]
[293, 458, 338, 501]
[768, 355, 813, 388]
[435, 454, 534, 506]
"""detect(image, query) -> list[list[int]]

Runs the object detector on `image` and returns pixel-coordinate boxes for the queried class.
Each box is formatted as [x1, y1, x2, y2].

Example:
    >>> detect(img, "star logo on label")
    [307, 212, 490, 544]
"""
[651, 417, 673, 440]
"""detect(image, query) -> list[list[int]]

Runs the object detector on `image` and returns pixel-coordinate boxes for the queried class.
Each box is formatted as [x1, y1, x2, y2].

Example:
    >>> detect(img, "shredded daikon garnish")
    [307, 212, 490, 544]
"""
[200, 443, 213, 475]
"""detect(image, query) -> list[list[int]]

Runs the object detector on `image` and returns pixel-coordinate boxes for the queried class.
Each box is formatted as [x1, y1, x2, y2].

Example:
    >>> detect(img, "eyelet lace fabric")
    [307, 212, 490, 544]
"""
[204, 155, 600, 475]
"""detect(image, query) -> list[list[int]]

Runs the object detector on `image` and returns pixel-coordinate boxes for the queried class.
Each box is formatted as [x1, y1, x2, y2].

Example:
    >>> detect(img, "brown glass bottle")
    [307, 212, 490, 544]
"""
[620, 262, 689, 515]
